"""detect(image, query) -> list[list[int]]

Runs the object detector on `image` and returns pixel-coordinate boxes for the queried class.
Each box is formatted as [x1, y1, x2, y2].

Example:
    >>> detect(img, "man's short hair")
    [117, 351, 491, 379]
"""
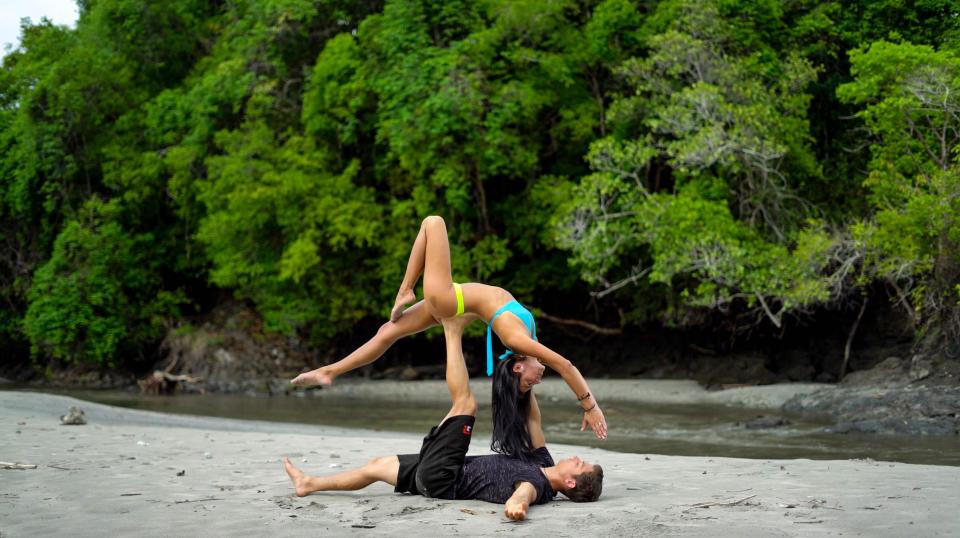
[564, 464, 603, 502]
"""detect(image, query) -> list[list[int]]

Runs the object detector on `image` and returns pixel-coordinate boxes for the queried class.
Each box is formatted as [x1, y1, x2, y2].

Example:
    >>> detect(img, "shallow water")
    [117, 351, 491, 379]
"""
[22, 387, 959, 466]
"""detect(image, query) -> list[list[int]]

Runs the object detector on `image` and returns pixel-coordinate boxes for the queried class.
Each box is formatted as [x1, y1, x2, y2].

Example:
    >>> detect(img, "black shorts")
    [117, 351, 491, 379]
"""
[395, 415, 475, 500]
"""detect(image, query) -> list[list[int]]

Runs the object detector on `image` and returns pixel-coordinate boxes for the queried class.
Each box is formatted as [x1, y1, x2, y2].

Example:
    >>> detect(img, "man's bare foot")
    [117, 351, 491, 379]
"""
[283, 456, 311, 497]
[290, 367, 335, 387]
[441, 313, 479, 334]
[390, 289, 416, 322]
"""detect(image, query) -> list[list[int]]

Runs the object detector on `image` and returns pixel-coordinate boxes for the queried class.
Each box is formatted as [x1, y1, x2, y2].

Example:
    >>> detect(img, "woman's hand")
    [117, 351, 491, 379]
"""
[580, 404, 608, 440]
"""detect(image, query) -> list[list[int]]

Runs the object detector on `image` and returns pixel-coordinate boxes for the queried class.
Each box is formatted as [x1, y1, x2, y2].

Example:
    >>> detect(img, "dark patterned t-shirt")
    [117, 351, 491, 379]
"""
[453, 447, 556, 505]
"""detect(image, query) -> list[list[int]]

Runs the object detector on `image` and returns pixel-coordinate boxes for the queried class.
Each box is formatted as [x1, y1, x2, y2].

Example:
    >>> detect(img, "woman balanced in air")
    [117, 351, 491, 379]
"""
[291, 216, 608, 443]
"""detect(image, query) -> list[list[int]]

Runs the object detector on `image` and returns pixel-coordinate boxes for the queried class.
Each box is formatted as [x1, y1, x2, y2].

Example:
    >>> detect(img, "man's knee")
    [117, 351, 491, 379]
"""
[364, 456, 398, 482]
[366, 455, 389, 469]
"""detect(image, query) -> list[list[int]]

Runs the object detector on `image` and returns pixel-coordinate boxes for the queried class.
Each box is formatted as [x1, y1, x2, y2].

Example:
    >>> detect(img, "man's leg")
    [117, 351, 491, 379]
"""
[284, 317, 477, 499]
[411, 316, 478, 498]
[283, 455, 399, 497]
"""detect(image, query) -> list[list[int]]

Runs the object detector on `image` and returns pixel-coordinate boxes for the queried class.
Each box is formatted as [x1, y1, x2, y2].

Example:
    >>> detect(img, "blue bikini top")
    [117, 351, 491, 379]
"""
[486, 301, 537, 376]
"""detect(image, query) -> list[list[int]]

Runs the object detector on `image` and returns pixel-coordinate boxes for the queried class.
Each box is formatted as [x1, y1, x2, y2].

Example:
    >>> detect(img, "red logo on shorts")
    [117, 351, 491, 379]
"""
[463, 424, 472, 435]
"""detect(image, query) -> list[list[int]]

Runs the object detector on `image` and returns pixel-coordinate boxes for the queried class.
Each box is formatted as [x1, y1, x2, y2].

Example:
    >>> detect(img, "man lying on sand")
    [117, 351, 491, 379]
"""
[283, 315, 604, 520]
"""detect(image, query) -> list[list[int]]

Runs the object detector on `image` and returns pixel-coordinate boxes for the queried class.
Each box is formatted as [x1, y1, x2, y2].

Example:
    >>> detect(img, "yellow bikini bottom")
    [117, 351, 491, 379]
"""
[452, 282, 465, 316]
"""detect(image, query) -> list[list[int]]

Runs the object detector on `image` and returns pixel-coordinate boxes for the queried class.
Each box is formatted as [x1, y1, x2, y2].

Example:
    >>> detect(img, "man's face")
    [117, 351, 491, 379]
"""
[557, 455, 595, 480]
[513, 356, 545, 393]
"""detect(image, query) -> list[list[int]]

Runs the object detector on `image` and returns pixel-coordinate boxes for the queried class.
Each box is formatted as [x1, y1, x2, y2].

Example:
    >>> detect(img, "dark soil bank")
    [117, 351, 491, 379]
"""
[784, 356, 960, 435]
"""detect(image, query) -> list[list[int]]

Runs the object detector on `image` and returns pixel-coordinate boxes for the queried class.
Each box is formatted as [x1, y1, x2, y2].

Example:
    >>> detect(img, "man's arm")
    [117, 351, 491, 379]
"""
[527, 391, 546, 449]
[504, 481, 538, 521]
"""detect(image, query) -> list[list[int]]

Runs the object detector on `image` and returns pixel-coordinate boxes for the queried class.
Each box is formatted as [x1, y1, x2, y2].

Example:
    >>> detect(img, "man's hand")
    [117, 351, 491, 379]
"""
[504, 481, 537, 521]
[504, 497, 529, 521]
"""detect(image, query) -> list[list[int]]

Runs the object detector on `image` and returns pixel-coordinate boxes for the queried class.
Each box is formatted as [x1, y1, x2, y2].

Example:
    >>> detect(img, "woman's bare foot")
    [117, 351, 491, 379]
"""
[390, 288, 416, 322]
[283, 457, 311, 497]
[290, 367, 335, 387]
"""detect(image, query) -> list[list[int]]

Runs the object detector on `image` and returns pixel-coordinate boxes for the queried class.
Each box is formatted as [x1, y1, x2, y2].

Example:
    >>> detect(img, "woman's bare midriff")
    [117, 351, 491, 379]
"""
[459, 282, 515, 322]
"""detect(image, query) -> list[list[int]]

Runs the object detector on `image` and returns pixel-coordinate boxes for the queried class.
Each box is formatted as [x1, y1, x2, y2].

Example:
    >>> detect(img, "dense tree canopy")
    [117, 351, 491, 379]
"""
[1, 0, 958, 368]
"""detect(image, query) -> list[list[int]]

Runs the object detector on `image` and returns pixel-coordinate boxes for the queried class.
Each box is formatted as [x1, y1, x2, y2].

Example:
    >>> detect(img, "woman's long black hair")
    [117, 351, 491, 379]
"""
[490, 355, 534, 461]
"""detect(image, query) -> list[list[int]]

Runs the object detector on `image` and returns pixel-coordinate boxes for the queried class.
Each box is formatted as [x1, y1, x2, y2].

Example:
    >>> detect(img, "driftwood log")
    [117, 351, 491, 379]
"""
[0, 462, 37, 470]
[137, 370, 204, 395]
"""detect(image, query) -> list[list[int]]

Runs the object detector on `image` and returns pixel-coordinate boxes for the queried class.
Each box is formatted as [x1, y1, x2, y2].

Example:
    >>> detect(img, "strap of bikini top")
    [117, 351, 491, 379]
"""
[486, 303, 512, 376]
[486, 323, 494, 377]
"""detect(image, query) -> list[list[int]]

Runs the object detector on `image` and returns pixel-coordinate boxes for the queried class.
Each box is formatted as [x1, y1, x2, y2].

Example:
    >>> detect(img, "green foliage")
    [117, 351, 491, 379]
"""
[557, 0, 837, 328]
[839, 41, 960, 338]
[3, 0, 960, 368]
[831, 0, 960, 48]
[22, 202, 184, 365]
[80, 0, 215, 90]
[196, 124, 383, 336]
[302, 33, 372, 146]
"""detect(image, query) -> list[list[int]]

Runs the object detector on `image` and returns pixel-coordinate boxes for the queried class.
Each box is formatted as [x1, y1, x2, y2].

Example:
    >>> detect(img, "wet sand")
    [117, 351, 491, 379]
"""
[296, 378, 834, 409]
[2, 390, 958, 537]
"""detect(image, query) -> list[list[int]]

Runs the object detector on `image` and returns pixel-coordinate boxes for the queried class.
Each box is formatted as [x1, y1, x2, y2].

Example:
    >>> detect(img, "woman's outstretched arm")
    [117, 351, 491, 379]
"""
[503, 336, 608, 440]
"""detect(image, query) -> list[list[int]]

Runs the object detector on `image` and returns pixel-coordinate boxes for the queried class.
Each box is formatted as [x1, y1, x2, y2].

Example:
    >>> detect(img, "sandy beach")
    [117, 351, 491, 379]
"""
[2, 390, 958, 537]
